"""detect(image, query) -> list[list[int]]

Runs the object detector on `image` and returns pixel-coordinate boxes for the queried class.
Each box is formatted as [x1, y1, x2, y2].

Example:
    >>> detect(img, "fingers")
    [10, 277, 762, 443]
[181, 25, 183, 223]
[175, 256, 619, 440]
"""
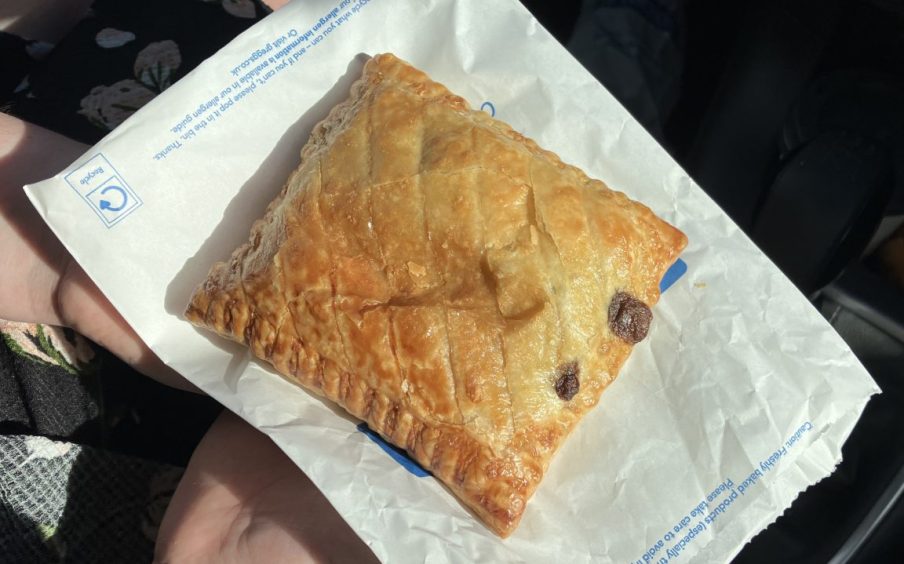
[0, 113, 83, 326]
[156, 411, 379, 564]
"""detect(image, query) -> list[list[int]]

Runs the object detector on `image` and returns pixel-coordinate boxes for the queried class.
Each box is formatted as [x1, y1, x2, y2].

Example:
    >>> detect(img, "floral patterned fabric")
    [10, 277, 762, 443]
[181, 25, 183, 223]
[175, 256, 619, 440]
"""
[1, 1, 271, 561]
[0, 322, 100, 440]
[2, 0, 269, 143]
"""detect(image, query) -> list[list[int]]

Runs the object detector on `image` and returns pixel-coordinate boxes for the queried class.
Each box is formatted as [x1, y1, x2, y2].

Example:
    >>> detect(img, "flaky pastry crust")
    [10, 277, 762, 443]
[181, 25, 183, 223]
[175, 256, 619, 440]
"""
[185, 53, 687, 537]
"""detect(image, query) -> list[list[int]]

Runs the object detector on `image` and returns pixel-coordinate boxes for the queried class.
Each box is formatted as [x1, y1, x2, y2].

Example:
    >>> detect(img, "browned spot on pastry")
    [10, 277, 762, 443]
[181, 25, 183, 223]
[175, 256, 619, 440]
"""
[455, 444, 479, 486]
[223, 299, 235, 333]
[608, 291, 652, 344]
[288, 341, 301, 376]
[315, 359, 325, 389]
[243, 310, 256, 344]
[554, 361, 580, 401]
[362, 388, 377, 419]
[339, 372, 351, 402]
[384, 404, 399, 437]
[465, 371, 482, 403]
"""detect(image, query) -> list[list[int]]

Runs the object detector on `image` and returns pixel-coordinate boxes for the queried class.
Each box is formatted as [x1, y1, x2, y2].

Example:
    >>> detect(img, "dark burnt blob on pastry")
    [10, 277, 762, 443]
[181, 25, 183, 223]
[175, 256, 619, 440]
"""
[555, 361, 580, 401]
[608, 291, 652, 344]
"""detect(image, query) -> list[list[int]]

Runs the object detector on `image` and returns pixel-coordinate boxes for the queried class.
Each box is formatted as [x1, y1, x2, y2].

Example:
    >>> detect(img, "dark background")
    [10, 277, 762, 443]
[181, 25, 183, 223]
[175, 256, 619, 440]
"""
[519, 0, 904, 561]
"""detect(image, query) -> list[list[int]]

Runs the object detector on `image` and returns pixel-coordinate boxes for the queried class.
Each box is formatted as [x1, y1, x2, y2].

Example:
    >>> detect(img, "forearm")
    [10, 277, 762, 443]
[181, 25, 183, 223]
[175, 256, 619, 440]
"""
[0, 112, 196, 391]
[0, 112, 86, 325]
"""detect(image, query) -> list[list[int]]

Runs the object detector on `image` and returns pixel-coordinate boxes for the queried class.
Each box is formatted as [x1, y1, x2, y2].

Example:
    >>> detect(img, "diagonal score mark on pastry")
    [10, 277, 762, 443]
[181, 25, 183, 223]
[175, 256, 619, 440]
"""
[184, 53, 688, 537]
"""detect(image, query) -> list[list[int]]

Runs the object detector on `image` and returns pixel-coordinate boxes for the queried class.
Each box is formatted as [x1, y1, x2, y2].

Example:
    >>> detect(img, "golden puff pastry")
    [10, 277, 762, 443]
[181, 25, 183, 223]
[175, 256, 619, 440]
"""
[185, 53, 687, 537]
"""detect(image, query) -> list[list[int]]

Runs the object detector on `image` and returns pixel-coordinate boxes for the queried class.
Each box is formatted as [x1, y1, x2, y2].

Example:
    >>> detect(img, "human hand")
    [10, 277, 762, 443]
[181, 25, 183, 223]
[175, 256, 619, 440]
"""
[155, 410, 378, 564]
